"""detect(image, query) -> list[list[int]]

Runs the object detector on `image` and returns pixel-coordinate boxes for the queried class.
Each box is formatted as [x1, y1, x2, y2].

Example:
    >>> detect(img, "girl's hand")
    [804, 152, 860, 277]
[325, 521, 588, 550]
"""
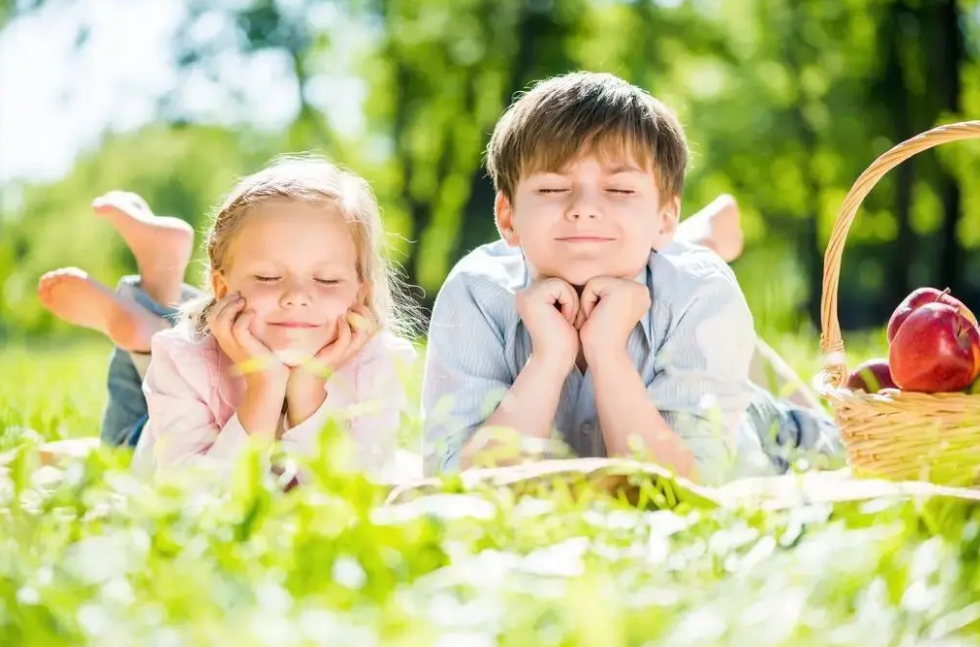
[284, 305, 379, 429]
[207, 292, 288, 388]
[302, 304, 379, 381]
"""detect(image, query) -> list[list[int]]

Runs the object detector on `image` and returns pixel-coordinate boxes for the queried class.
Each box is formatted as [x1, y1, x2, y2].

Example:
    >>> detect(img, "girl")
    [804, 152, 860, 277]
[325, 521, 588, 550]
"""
[125, 155, 419, 480]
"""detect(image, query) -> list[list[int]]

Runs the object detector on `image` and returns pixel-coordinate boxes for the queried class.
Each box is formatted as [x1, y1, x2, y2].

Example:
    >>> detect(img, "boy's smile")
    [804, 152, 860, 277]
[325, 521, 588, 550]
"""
[495, 152, 679, 286]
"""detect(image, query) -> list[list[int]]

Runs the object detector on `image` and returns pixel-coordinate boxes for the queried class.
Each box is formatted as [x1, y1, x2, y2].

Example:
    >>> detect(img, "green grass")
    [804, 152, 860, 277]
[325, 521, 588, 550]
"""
[0, 339, 110, 448]
[6, 330, 980, 647]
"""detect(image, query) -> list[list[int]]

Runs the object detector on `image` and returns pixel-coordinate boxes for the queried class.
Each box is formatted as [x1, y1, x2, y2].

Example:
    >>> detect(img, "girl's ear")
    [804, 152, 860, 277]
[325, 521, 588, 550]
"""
[357, 281, 371, 306]
[211, 271, 229, 299]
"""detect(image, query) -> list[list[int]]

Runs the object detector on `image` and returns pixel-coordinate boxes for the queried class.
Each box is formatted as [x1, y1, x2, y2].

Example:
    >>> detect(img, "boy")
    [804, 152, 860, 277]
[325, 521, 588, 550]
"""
[421, 71, 839, 485]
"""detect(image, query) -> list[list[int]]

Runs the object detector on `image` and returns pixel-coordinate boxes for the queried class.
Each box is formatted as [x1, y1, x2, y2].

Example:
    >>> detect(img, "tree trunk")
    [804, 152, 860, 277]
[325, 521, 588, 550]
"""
[784, 2, 823, 328]
[937, 0, 964, 294]
[452, 5, 571, 264]
[883, 2, 915, 318]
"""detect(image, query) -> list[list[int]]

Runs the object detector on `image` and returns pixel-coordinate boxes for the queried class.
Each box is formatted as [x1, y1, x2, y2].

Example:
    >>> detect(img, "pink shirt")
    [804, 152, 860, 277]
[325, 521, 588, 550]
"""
[131, 321, 417, 480]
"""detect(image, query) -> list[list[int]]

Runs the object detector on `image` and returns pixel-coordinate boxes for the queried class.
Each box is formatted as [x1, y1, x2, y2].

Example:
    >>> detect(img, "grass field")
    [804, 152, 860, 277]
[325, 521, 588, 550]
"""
[6, 329, 980, 646]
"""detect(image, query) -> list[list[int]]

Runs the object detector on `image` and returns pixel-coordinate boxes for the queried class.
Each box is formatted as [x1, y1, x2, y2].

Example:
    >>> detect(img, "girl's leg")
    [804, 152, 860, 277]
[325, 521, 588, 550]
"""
[91, 191, 195, 308]
[38, 268, 170, 352]
[103, 276, 204, 447]
[102, 345, 151, 447]
[102, 276, 201, 447]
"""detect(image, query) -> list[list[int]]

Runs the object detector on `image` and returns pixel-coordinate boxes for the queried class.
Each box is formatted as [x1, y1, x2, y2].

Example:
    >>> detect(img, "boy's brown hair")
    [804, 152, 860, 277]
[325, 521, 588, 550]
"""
[486, 71, 689, 201]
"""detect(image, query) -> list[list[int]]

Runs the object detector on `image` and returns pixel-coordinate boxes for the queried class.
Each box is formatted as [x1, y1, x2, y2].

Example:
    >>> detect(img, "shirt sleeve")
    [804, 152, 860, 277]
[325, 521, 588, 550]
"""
[141, 334, 265, 476]
[421, 274, 514, 476]
[646, 271, 757, 485]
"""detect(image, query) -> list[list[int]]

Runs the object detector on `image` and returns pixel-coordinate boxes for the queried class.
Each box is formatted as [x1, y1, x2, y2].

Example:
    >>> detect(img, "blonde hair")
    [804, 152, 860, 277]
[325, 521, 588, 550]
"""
[183, 154, 416, 339]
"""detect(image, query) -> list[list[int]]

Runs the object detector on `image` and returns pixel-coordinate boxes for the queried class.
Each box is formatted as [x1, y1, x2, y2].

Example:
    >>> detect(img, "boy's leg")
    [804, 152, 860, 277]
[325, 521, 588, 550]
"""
[746, 382, 843, 474]
[101, 276, 203, 447]
[676, 194, 744, 263]
[91, 191, 195, 308]
[748, 338, 824, 410]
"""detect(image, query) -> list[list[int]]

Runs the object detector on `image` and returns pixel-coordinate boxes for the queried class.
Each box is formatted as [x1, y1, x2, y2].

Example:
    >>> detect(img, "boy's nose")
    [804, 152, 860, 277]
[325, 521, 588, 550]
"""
[567, 204, 602, 220]
[566, 188, 602, 220]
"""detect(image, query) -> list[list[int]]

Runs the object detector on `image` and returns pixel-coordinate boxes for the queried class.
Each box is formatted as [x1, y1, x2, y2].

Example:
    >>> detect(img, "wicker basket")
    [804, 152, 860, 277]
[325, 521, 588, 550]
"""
[817, 120, 980, 487]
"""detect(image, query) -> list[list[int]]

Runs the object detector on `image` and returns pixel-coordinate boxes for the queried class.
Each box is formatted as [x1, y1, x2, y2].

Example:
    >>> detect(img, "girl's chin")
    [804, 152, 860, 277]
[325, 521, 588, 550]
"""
[259, 333, 336, 368]
[273, 347, 317, 367]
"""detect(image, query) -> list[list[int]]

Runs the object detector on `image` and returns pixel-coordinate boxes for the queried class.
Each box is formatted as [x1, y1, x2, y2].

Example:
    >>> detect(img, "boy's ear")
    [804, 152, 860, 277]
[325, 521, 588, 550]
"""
[494, 191, 520, 247]
[659, 195, 681, 238]
[211, 271, 229, 300]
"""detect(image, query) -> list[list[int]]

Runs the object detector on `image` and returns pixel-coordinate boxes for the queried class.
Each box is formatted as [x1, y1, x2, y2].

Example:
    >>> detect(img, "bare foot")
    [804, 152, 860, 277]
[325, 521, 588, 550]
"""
[92, 191, 195, 307]
[678, 194, 745, 263]
[38, 268, 170, 351]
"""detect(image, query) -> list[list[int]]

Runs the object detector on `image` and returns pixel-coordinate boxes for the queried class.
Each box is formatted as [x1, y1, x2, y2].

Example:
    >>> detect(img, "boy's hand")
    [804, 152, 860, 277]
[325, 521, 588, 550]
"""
[579, 277, 651, 361]
[516, 278, 580, 375]
[208, 292, 288, 388]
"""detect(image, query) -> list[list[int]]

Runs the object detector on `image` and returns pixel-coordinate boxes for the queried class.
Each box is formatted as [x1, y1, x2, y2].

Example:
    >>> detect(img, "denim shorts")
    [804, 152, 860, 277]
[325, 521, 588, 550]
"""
[100, 276, 202, 447]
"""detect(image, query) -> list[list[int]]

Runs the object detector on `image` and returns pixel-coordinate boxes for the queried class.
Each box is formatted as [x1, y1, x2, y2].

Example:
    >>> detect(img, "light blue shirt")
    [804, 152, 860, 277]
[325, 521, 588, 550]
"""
[421, 239, 772, 484]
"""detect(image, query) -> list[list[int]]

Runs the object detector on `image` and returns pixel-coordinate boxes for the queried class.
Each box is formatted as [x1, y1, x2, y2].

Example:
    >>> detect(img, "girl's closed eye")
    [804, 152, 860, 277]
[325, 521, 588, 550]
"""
[254, 275, 281, 283]
[606, 188, 635, 195]
[315, 278, 341, 286]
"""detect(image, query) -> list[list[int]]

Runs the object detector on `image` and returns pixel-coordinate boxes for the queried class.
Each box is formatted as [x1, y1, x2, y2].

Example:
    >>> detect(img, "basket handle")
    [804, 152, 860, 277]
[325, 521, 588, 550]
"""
[820, 120, 980, 387]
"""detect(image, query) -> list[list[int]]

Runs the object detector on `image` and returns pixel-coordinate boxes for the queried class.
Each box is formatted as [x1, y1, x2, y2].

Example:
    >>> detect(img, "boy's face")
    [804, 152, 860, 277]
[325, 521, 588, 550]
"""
[495, 152, 679, 286]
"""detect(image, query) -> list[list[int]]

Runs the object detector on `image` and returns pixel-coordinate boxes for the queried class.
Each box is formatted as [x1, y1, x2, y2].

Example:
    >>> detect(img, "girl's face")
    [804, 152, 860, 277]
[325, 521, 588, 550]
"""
[212, 200, 365, 364]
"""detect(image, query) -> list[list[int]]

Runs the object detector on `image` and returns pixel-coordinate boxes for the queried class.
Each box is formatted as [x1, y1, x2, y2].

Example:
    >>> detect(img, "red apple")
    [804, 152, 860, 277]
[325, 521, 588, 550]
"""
[845, 358, 897, 393]
[887, 287, 978, 344]
[888, 302, 980, 392]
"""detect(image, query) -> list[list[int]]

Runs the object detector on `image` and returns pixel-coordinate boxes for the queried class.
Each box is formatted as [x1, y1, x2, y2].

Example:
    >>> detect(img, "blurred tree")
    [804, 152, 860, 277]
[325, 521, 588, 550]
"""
[4, 0, 980, 342]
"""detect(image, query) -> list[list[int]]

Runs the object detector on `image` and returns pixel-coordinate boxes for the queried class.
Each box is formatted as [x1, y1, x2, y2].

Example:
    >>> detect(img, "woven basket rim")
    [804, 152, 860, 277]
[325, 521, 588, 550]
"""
[819, 120, 980, 389]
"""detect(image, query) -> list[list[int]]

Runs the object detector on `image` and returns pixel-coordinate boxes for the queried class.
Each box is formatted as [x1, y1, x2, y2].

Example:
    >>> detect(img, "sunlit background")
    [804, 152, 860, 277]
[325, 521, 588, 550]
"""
[5, 6, 980, 644]
[4, 0, 980, 358]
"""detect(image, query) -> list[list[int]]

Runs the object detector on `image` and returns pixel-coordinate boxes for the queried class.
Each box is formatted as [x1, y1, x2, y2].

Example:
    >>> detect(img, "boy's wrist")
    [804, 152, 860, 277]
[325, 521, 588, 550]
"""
[586, 348, 633, 378]
[526, 352, 574, 384]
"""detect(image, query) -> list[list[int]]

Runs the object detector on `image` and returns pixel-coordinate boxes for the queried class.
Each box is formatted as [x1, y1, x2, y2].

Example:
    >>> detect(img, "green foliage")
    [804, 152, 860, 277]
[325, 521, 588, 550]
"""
[0, 341, 109, 445]
[3, 405, 980, 645]
[7, 0, 980, 339]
